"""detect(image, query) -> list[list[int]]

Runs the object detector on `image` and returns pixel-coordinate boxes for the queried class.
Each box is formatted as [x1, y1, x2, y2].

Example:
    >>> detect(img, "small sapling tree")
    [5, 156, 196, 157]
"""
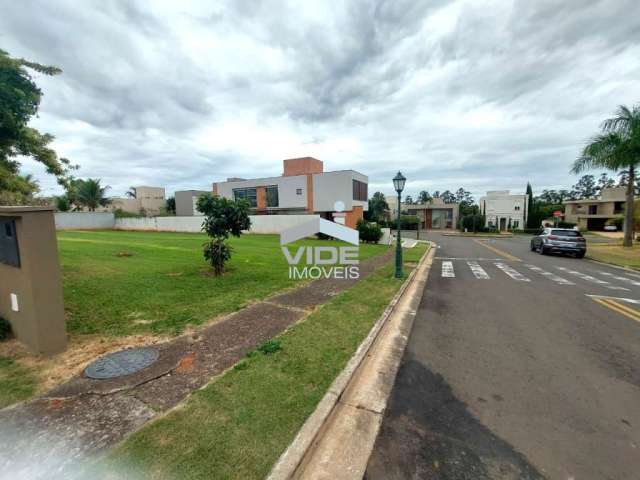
[196, 194, 251, 275]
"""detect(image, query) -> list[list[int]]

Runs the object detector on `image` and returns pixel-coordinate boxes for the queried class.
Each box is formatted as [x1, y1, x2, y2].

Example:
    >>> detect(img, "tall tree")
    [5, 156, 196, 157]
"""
[165, 196, 176, 214]
[125, 187, 137, 199]
[454, 187, 476, 215]
[417, 190, 431, 203]
[572, 104, 640, 247]
[597, 172, 615, 192]
[75, 178, 110, 211]
[525, 182, 535, 228]
[570, 175, 598, 199]
[0, 49, 75, 205]
[617, 170, 640, 195]
[366, 192, 388, 222]
[440, 190, 456, 203]
[404, 195, 414, 205]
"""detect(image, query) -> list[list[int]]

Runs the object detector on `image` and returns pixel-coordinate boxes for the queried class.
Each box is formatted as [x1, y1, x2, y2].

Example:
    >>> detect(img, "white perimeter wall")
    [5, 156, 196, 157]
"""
[112, 214, 320, 234]
[55, 212, 115, 230]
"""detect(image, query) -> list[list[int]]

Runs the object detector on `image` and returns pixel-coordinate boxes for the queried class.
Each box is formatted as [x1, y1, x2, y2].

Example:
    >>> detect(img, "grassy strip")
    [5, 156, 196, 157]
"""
[58, 230, 387, 337]
[107, 245, 428, 479]
[587, 244, 640, 269]
[0, 356, 38, 409]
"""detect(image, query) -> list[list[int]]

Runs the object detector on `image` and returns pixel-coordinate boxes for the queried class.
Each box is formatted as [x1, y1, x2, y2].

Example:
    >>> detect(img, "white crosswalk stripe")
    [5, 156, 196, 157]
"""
[598, 271, 640, 287]
[524, 264, 574, 285]
[467, 261, 490, 279]
[495, 263, 530, 282]
[441, 261, 455, 278]
[556, 267, 629, 291]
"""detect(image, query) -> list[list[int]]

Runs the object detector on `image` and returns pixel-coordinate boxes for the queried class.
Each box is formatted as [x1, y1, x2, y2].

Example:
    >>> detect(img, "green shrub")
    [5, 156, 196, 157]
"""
[257, 339, 282, 355]
[114, 208, 145, 219]
[459, 214, 487, 232]
[0, 317, 11, 341]
[357, 220, 383, 243]
[399, 215, 420, 230]
[197, 195, 251, 275]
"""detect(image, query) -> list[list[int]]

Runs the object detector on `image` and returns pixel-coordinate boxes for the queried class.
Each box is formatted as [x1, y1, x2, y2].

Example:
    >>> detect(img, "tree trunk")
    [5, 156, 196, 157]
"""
[623, 165, 635, 247]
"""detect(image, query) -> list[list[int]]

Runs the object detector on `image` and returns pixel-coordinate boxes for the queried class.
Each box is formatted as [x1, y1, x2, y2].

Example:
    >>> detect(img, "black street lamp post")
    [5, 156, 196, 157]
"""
[393, 171, 406, 279]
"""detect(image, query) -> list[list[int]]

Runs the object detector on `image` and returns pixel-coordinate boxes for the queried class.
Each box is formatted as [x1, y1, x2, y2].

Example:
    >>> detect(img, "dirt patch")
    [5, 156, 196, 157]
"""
[0, 333, 170, 395]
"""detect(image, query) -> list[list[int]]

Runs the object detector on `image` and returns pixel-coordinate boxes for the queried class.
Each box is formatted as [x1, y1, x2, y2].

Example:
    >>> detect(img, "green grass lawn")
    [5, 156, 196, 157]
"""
[58, 230, 388, 337]
[0, 357, 38, 409]
[587, 243, 640, 269]
[106, 245, 427, 480]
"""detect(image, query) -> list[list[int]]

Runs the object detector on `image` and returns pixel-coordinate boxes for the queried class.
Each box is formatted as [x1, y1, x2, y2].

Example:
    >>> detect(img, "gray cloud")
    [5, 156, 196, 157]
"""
[0, 0, 639, 200]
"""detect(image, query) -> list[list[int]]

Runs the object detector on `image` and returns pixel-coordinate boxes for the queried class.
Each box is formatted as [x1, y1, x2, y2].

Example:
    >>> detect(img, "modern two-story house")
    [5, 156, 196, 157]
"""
[212, 157, 368, 228]
[479, 190, 529, 231]
[563, 187, 629, 230]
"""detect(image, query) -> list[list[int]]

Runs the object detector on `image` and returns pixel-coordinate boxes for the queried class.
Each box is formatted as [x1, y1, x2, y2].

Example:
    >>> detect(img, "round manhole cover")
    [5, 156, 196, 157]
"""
[85, 347, 160, 379]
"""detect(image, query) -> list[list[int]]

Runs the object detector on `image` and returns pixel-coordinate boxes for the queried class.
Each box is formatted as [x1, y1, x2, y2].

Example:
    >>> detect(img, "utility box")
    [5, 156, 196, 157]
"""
[0, 207, 66, 355]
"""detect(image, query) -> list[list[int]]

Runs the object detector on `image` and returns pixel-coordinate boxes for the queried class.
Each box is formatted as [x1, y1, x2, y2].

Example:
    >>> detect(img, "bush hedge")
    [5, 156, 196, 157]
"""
[357, 220, 383, 243]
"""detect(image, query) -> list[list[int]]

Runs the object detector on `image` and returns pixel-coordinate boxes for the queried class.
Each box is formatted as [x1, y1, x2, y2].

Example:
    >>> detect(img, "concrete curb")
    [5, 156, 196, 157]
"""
[586, 257, 640, 273]
[267, 243, 436, 480]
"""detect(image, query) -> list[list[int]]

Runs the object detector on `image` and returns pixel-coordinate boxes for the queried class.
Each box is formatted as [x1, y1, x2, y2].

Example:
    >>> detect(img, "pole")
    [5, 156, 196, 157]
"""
[395, 191, 403, 278]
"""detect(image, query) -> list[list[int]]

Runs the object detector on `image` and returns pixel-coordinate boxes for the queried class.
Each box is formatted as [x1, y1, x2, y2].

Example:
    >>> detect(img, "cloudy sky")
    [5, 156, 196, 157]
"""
[1, 0, 639, 200]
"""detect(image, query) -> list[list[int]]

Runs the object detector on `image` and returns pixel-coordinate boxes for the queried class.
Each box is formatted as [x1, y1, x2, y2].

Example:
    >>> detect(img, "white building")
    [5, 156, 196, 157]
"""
[213, 157, 368, 228]
[479, 190, 529, 231]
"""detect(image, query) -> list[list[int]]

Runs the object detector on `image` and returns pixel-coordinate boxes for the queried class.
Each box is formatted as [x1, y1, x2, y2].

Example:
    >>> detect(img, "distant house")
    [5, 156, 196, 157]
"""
[174, 190, 209, 216]
[212, 157, 368, 228]
[479, 190, 528, 231]
[387, 197, 459, 230]
[109, 186, 165, 215]
[563, 187, 630, 231]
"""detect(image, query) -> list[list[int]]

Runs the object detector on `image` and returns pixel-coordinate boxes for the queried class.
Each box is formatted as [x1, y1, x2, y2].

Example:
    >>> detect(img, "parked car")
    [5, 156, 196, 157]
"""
[604, 225, 618, 231]
[530, 228, 586, 258]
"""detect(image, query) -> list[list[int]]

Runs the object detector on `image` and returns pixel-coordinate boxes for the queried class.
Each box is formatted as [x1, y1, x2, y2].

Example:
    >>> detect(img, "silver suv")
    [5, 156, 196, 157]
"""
[530, 228, 586, 258]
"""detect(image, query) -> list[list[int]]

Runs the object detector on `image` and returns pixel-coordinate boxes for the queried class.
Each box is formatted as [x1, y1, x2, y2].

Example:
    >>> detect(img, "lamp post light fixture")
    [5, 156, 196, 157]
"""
[393, 171, 406, 279]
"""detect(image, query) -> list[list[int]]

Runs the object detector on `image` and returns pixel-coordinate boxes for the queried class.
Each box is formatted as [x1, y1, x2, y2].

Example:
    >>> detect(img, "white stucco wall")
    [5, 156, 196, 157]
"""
[55, 212, 115, 230]
[312, 170, 368, 212]
[114, 217, 159, 231]
[112, 214, 320, 234]
[479, 192, 528, 228]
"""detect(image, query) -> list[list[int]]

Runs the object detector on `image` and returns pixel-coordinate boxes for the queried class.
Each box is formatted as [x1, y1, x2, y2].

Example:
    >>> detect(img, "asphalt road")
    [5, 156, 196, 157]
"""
[366, 233, 640, 480]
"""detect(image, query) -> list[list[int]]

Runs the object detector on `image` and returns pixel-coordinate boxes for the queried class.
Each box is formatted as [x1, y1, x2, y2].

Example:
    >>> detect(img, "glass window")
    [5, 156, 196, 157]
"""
[551, 229, 581, 237]
[233, 188, 257, 207]
[266, 185, 279, 207]
[588, 204, 598, 214]
[352, 180, 368, 201]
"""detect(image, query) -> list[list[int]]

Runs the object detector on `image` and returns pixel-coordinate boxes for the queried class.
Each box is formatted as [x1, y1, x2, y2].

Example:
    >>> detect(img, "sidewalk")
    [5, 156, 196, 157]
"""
[0, 250, 392, 477]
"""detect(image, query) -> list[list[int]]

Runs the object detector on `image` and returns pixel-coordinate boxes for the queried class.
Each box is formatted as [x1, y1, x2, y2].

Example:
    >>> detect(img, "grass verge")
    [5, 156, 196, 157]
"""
[587, 243, 640, 269]
[0, 356, 38, 409]
[106, 245, 428, 479]
[58, 230, 387, 337]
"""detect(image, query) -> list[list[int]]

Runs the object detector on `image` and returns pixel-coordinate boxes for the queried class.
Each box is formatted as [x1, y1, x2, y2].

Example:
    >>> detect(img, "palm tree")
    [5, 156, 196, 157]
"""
[125, 187, 137, 198]
[75, 178, 111, 211]
[572, 104, 640, 247]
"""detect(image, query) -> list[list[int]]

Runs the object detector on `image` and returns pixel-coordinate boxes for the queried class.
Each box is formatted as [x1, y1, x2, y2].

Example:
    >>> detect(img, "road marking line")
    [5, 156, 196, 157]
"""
[467, 261, 490, 279]
[592, 297, 640, 323]
[598, 271, 640, 287]
[435, 257, 505, 261]
[495, 263, 530, 282]
[585, 294, 640, 305]
[473, 239, 521, 261]
[441, 261, 455, 278]
[556, 267, 629, 291]
[524, 264, 574, 285]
